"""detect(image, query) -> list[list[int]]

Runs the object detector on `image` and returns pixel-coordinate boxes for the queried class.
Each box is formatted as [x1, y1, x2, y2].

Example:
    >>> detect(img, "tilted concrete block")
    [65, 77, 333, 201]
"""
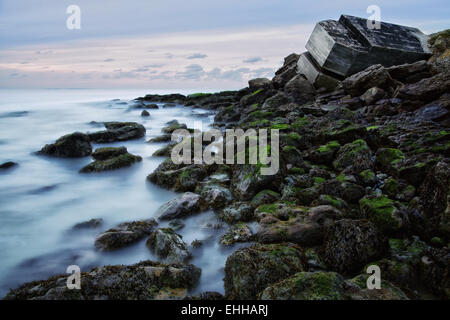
[306, 15, 432, 78]
[297, 51, 341, 91]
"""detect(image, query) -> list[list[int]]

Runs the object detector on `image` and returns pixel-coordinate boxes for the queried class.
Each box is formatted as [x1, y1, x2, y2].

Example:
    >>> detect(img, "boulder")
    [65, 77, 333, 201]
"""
[248, 78, 272, 90]
[342, 64, 398, 97]
[359, 196, 405, 233]
[141, 110, 150, 117]
[320, 219, 388, 274]
[5, 261, 201, 300]
[218, 202, 255, 223]
[146, 228, 191, 263]
[333, 139, 374, 172]
[80, 148, 142, 173]
[219, 223, 255, 246]
[0, 161, 17, 169]
[88, 122, 146, 143]
[156, 192, 202, 220]
[259, 272, 347, 300]
[94, 219, 158, 251]
[39, 132, 92, 157]
[272, 53, 300, 89]
[284, 75, 315, 105]
[257, 205, 343, 246]
[200, 184, 233, 209]
[72, 218, 103, 230]
[224, 243, 307, 299]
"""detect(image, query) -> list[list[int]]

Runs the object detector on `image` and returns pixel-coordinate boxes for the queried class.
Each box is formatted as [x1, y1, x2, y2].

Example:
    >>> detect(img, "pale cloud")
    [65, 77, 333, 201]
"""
[243, 57, 263, 63]
[0, 23, 314, 89]
[187, 53, 208, 59]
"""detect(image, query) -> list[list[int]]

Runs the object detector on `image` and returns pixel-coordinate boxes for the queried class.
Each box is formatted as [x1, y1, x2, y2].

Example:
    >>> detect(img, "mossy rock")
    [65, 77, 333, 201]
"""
[333, 139, 373, 172]
[91, 146, 127, 160]
[259, 272, 347, 300]
[376, 148, 405, 173]
[359, 196, 403, 233]
[80, 152, 142, 173]
[346, 274, 409, 300]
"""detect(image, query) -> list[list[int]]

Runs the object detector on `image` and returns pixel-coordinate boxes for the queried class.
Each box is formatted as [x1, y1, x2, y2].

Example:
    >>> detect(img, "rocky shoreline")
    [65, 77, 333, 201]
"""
[4, 27, 450, 300]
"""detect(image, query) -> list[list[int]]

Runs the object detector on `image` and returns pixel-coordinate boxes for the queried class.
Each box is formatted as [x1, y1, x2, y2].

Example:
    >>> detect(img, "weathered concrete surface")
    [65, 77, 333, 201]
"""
[297, 51, 341, 91]
[305, 15, 432, 78]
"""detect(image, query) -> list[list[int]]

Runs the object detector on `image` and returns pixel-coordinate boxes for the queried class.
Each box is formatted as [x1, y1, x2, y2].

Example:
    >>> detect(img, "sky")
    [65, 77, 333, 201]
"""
[0, 0, 449, 90]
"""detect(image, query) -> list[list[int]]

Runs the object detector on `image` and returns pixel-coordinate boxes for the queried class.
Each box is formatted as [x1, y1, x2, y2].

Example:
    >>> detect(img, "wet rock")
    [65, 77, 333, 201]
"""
[200, 184, 233, 209]
[148, 161, 208, 192]
[333, 139, 374, 172]
[284, 75, 315, 105]
[251, 190, 280, 208]
[272, 53, 300, 89]
[360, 87, 386, 105]
[342, 64, 398, 97]
[257, 205, 343, 246]
[88, 122, 146, 143]
[345, 274, 409, 300]
[80, 149, 142, 173]
[39, 132, 92, 157]
[72, 218, 103, 229]
[5, 260, 201, 300]
[359, 196, 404, 233]
[141, 110, 150, 117]
[218, 202, 255, 223]
[95, 219, 158, 251]
[0, 161, 17, 169]
[156, 192, 202, 220]
[148, 134, 172, 143]
[308, 141, 341, 165]
[146, 228, 191, 263]
[260, 271, 347, 300]
[169, 219, 185, 231]
[91, 146, 127, 160]
[219, 223, 255, 246]
[248, 78, 272, 90]
[320, 219, 388, 274]
[375, 147, 405, 174]
[224, 243, 307, 299]
[161, 120, 187, 133]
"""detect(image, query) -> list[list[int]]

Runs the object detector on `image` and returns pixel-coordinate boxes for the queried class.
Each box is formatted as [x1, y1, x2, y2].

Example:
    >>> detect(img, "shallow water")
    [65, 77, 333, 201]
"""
[0, 88, 242, 297]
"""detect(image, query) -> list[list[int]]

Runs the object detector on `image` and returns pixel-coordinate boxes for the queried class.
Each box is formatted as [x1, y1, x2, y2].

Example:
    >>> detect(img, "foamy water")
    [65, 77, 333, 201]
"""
[0, 88, 243, 297]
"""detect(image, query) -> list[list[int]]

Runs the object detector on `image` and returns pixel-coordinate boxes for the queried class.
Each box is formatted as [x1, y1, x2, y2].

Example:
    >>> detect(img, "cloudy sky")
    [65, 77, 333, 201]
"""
[0, 0, 448, 89]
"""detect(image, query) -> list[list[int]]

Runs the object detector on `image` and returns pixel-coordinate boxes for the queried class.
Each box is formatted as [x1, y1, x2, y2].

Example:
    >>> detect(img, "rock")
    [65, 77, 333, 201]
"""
[272, 53, 300, 89]
[306, 15, 431, 78]
[146, 228, 191, 263]
[261, 92, 291, 109]
[141, 110, 150, 117]
[387, 60, 432, 83]
[91, 146, 127, 160]
[251, 190, 280, 207]
[297, 52, 341, 92]
[260, 272, 347, 300]
[395, 72, 450, 110]
[320, 219, 388, 274]
[418, 160, 450, 235]
[359, 196, 404, 233]
[0, 161, 17, 169]
[375, 148, 405, 174]
[308, 141, 341, 165]
[333, 139, 373, 172]
[345, 274, 409, 300]
[360, 87, 386, 105]
[39, 132, 92, 157]
[248, 78, 272, 90]
[257, 205, 343, 246]
[342, 64, 398, 97]
[224, 243, 307, 299]
[156, 192, 202, 220]
[168, 219, 185, 231]
[72, 218, 103, 229]
[146, 103, 159, 109]
[200, 184, 233, 209]
[80, 150, 142, 173]
[219, 223, 255, 246]
[148, 134, 172, 143]
[161, 120, 187, 133]
[5, 260, 201, 300]
[88, 122, 146, 143]
[284, 75, 315, 105]
[94, 219, 158, 251]
[163, 103, 176, 108]
[218, 202, 255, 223]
